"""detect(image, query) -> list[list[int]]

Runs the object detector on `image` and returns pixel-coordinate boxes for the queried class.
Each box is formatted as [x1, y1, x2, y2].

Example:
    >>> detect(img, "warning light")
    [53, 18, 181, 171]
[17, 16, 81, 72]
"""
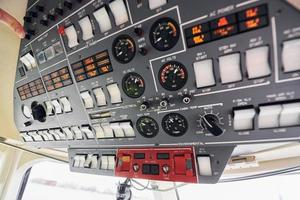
[212, 25, 237, 39]
[218, 17, 229, 27]
[245, 18, 260, 29]
[193, 35, 204, 44]
[246, 7, 259, 18]
[192, 25, 201, 35]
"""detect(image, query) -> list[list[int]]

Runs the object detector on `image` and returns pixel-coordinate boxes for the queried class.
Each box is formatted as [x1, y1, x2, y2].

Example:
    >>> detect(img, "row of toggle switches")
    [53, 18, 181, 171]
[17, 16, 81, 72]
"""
[233, 102, 300, 131]
[63, 0, 129, 48]
[73, 154, 116, 170]
[80, 83, 122, 109]
[44, 97, 72, 115]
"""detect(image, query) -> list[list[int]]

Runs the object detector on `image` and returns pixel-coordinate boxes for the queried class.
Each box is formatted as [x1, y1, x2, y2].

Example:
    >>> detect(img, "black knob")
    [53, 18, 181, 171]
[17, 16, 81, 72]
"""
[40, 19, 48, 26]
[140, 101, 150, 111]
[23, 16, 32, 23]
[64, 1, 73, 10]
[55, 8, 64, 16]
[48, 14, 56, 21]
[24, 121, 32, 127]
[134, 27, 143, 36]
[182, 95, 191, 104]
[160, 99, 168, 108]
[138, 47, 147, 56]
[26, 29, 35, 35]
[36, 5, 44, 12]
[200, 114, 223, 136]
[29, 11, 38, 18]
[31, 102, 46, 122]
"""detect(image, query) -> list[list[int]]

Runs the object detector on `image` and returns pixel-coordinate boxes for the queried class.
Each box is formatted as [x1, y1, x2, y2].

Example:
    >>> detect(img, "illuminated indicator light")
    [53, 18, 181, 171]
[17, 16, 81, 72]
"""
[83, 57, 94, 65]
[99, 65, 110, 73]
[51, 71, 59, 78]
[59, 67, 68, 75]
[61, 73, 70, 80]
[87, 70, 98, 77]
[121, 156, 131, 162]
[54, 82, 63, 89]
[245, 18, 260, 29]
[53, 77, 61, 83]
[58, 26, 65, 35]
[212, 25, 237, 39]
[218, 17, 229, 27]
[85, 64, 96, 71]
[246, 7, 259, 18]
[192, 25, 201, 35]
[94, 51, 108, 60]
[193, 35, 204, 44]
[74, 68, 85, 75]
[76, 74, 87, 82]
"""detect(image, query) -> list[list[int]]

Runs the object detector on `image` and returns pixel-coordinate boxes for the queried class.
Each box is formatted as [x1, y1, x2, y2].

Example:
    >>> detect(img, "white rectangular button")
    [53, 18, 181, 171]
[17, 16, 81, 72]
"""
[110, 123, 125, 137]
[197, 156, 212, 176]
[101, 123, 114, 138]
[44, 46, 55, 60]
[120, 122, 135, 137]
[219, 53, 242, 84]
[51, 99, 62, 114]
[73, 155, 80, 167]
[93, 7, 112, 33]
[108, 156, 116, 170]
[65, 25, 79, 48]
[258, 105, 282, 129]
[84, 154, 93, 168]
[107, 83, 122, 104]
[246, 46, 271, 79]
[71, 126, 83, 140]
[79, 155, 86, 168]
[80, 91, 94, 108]
[279, 103, 300, 127]
[81, 126, 95, 139]
[20, 56, 32, 70]
[109, 0, 129, 26]
[101, 155, 108, 170]
[60, 97, 72, 112]
[49, 130, 61, 140]
[234, 108, 256, 131]
[78, 16, 94, 41]
[92, 124, 105, 139]
[91, 155, 98, 169]
[93, 87, 106, 106]
[193, 59, 215, 88]
[25, 53, 37, 69]
[149, 0, 167, 10]
[62, 127, 74, 140]
[282, 39, 300, 72]
[45, 101, 54, 116]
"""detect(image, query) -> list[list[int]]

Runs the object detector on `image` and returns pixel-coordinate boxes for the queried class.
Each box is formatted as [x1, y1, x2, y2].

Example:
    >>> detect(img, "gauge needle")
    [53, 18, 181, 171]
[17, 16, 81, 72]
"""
[155, 37, 162, 44]
[117, 51, 123, 56]
[174, 68, 178, 74]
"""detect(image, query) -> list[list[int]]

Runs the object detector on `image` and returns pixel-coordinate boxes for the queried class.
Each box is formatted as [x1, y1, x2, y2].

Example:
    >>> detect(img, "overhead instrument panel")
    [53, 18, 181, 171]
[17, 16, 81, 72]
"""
[14, 0, 300, 184]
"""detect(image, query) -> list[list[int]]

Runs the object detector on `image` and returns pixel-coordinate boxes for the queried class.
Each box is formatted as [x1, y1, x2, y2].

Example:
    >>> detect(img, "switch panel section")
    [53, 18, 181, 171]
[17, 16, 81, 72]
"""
[64, 25, 79, 48]
[282, 39, 300, 72]
[20, 52, 37, 71]
[245, 46, 271, 79]
[115, 147, 197, 183]
[106, 83, 122, 104]
[193, 59, 215, 88]
[149, 0, 167, 10]
[80, 91, 94, 109]
[78, 16, 94, 41]
[93, 87, 106, 106]
[233, 108, 256, 131]
[91, 121, 135, 139]
[109, 0, 129, 26]
[219, 53, 242, 84]
[93, 7, 112, 33]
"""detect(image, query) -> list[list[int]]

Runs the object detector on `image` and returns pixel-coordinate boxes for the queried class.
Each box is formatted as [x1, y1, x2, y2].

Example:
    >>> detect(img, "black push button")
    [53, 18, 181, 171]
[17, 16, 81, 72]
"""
[142, 164, 151, 174]
[150, 164, 159, 175]
[134, 153, 145, 159]
[157, 153, 170, 160]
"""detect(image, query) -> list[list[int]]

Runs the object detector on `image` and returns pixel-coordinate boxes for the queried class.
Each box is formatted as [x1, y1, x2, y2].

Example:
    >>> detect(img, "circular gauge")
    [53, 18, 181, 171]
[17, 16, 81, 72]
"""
[122, 72, 145, 98]
[136, 116, 159, 138]
[112, 34, 136, 63]
[149, 17, 180, 51]
[162, 113, 188, 137]
[158, 61, 188, 91]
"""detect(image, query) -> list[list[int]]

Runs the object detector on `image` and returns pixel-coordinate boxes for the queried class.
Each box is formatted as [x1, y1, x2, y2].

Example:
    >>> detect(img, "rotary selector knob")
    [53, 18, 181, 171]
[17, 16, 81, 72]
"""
[31, 102, 46, 122]
[200, 114, 223, 136]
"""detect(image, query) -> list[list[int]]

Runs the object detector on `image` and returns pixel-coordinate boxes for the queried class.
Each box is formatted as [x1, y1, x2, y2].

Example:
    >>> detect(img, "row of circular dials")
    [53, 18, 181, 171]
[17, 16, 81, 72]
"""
[136, 113, 224, 138]
[112, 17, 180, 63]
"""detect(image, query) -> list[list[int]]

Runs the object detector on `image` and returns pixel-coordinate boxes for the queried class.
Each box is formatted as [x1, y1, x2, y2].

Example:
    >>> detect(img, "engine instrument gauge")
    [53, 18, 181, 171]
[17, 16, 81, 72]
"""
[158, 61, 188, 91]
[162, 113, 188, 137]
[122, 72, 145, 98]
[136, 116, 159, 138]
[149, 17, 180, 51]
[112, 35, 136, 64]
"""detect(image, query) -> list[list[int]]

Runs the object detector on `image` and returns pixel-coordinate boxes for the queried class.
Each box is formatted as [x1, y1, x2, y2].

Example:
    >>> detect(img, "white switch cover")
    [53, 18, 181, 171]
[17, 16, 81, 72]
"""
[65, 25, 79, 48]
[279, 103, 300, 127]
[109, 0, 129, 26]
[282, 39, 300, 72]
[246, 46, 271, 79]
[78, 16, 94, 41]
[258, 105, 282, 129]
[193, 59, 215, 88]
[219, 53, 242, 84]
[93, 87, 106, 106]
[93, 7, 112, 33]
[107, 83, 122, 104]
[234, 108, 256, 131]
[149, 0, 167, 10]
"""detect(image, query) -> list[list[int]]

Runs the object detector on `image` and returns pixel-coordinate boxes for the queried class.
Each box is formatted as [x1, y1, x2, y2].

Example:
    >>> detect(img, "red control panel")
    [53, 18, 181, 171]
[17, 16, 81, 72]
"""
[115, 147, 198, 183]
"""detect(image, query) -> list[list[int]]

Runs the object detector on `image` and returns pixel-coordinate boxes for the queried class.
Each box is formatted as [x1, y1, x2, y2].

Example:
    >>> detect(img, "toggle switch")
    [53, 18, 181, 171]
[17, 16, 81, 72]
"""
[42, 130, 54, 141]
[38, 131, 49, 141]
[279, 102, 300, 127]
[92, 124, 105, 138]
[49, 130, 61, 140]
[246, 46, 271, 79]
[71, 126, 84, 140]
[21, 133, 33, 142]
[27, 131, 43, 141]
[109, 0, 129, 26]
[64, 25, 79, 48]
[80, 91, 94, 109]
[108, 156, 116, 170]
[55, 129, 66, 140]
[78, 16, 94, 41]
[193, 59, 216, 88]
[81, 126, 95, 139]
[233, 108, 256, 131]
[282, 39, 300, 72]
[51, 99, 62, 114]
[107, 83, 122, 104]
[20, 52, 37, 71]
[119, 122, 135, 137]
[91, 155, 98, 169]
[93, 87, 106, 106]
[219, 53, 242, 84]
[20, 56, 32, 70]
[44, 101, 54, 116]
[93, 7, 112, 33]
[100, 155, 109, 170]
[197, 156, 213, 176]
[149, 0, 167, 10]
[110, 123, 125, 137]
[258, 105, 282, 129]
[101, 123, 114, 138]
[22, 105, 32, 118]
[60, 97, 72, 113]
[62, 127, 74, 140]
